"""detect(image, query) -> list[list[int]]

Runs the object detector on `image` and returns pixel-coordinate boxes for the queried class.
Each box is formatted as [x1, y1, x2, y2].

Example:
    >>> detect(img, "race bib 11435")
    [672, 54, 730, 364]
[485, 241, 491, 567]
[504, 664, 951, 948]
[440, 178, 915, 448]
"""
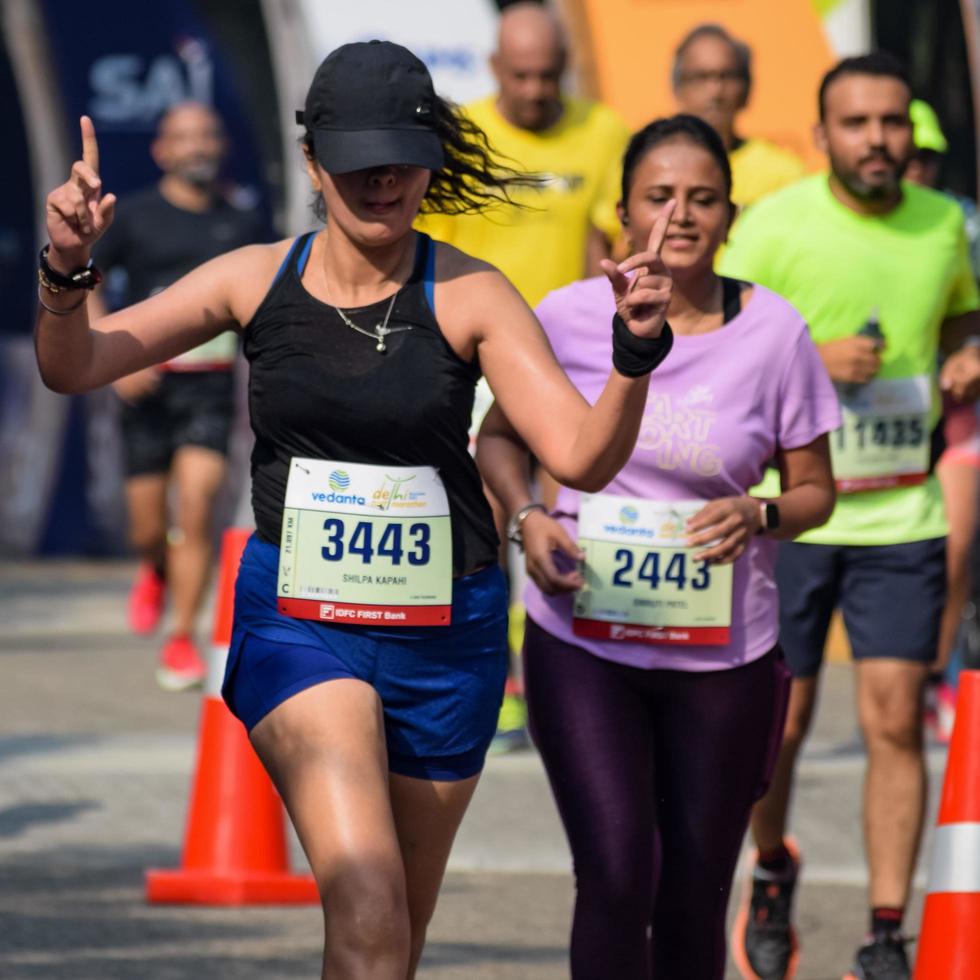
[277, 459, 452, 627]
[833, 375, 931, 493]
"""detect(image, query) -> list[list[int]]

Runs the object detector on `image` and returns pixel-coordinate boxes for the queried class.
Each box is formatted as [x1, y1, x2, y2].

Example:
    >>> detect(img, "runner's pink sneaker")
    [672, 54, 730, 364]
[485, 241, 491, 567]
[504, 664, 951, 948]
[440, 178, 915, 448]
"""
[128, 563, 165, 635]
[156, 634, 206, 692]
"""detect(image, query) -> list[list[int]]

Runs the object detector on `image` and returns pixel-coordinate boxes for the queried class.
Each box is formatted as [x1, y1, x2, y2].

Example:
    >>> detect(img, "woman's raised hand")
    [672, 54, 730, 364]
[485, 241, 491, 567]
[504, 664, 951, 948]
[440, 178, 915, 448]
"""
[46, 116, 116, 266]
[600, 200, 675, 340]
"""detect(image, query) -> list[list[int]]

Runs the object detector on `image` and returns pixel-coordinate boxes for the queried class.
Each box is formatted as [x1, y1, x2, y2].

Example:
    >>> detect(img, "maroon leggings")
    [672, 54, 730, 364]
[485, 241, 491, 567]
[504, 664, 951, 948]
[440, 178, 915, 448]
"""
[523, 619, 789, 980]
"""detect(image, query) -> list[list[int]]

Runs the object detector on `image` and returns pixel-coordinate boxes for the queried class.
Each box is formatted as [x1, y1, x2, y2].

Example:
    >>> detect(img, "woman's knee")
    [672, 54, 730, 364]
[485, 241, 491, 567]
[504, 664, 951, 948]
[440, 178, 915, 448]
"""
[320, 860, 411, 961]
[574, 850, 655, 928]
[172, 496, 216, 541]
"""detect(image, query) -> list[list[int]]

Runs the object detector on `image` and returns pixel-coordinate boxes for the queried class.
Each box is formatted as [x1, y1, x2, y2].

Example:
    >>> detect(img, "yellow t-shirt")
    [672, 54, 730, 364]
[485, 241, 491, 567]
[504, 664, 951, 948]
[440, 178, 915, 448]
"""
[417, 96, 630, 307]
[730, 137, 806, 209]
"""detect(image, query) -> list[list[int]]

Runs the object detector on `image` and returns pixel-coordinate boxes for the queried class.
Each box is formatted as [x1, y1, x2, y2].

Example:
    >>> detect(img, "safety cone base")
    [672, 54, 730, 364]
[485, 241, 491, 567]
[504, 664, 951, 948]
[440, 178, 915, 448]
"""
[145, 867, 319, 905]
[914, 671, 980, 979]
[145, 528, 318, 908]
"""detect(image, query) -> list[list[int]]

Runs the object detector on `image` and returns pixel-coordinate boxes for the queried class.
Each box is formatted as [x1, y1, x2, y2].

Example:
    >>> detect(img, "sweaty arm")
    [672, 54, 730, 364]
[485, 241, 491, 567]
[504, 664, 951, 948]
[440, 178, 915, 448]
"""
[454, 204, 676, 492]
[661, 437, 837, 565]
[36, 244, 276, 394]
[477, 402, 537, 520]
[85, 287, 161, 403]
[761, 437, 837, 541]
[477, 403, 584, 595]
[35, 115, 279, 395]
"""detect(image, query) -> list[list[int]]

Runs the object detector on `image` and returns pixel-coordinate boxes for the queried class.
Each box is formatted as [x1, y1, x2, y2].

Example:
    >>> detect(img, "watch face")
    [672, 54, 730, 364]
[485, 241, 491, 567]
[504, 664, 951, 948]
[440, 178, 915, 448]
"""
[765, 503, 780, 530]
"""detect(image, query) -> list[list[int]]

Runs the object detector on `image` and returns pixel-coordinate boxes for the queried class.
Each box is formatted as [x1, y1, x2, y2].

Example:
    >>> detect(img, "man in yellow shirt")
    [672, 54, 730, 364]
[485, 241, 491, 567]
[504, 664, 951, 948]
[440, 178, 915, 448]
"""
[672, 23, 805, 208]
[419, 1, 629, 308]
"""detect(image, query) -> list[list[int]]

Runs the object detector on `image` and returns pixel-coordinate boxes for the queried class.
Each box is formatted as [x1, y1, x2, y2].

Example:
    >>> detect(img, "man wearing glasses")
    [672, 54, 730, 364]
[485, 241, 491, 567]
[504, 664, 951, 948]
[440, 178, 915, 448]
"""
[672, 23, 806, 208]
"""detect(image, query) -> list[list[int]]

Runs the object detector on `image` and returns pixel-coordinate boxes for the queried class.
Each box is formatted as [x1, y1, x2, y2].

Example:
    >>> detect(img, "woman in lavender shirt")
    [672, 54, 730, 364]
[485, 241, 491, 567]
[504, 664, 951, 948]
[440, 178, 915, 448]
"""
[477, 115, 840, 979]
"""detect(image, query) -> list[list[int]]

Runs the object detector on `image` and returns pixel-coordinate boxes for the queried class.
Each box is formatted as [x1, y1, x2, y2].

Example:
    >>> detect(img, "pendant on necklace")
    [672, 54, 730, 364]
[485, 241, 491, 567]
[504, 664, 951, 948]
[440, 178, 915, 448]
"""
[375, 324, 388, 353]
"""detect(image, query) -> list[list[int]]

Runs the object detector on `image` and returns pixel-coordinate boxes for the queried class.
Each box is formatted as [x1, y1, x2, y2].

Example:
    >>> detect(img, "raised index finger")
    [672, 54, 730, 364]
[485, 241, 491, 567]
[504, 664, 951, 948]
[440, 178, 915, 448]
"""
[646, 199, 676, 256]
[80, 116, 100, 175]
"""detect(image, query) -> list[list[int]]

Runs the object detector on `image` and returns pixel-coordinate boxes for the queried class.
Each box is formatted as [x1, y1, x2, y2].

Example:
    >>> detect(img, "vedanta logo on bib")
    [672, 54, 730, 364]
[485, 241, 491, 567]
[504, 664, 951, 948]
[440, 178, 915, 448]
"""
[329, 470, 351, 492]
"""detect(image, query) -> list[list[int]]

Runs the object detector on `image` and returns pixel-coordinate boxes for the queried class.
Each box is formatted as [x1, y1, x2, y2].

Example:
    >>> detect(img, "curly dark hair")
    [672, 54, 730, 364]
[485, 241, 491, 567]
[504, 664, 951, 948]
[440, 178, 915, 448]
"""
[302, 93, 539, 221]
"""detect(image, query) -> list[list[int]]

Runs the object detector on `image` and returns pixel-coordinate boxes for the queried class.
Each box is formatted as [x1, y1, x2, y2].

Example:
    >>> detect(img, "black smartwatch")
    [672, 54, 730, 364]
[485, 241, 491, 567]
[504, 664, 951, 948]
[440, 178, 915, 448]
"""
[39, 245, 103, 293]
[758, 501, 780, 534]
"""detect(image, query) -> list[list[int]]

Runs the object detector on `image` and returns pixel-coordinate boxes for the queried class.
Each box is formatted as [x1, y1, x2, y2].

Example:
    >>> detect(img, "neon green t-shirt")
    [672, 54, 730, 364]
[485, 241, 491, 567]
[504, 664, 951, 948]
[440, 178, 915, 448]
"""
[720, 174, 979, 546]
[416, 96, 629, 307]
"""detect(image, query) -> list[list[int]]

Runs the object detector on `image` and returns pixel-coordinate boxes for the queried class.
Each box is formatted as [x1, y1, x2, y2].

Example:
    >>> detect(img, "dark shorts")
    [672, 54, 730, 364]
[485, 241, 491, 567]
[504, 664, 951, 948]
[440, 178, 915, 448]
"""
[776, 537, 947, 677]
[120, 370, 235, 477]
[222, 535, 509, 781]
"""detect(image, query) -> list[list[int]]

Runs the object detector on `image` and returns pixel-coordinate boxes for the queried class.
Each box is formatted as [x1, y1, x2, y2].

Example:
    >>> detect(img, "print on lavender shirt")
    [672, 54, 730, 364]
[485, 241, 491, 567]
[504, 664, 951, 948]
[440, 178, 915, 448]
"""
[637, 388, 722, 477]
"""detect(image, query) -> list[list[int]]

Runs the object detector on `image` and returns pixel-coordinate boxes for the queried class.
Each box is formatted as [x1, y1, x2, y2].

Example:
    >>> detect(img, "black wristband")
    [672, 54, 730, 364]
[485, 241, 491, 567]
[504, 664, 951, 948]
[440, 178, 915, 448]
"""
[611, 314, 674, 377]
[39, 245, 102, 292]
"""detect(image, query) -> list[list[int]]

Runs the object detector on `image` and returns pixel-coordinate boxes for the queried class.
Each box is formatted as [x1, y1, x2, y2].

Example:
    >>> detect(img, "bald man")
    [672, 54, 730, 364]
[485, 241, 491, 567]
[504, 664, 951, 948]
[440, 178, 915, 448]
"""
[419, 2, 629, 307]
[94, 102, 271, 691]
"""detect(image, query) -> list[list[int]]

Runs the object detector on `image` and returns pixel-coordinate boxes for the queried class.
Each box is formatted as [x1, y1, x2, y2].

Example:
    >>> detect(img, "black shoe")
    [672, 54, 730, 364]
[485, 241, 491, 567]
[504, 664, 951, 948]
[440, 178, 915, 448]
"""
[844, 932, 910, 980]
[732, 847, 800, 979]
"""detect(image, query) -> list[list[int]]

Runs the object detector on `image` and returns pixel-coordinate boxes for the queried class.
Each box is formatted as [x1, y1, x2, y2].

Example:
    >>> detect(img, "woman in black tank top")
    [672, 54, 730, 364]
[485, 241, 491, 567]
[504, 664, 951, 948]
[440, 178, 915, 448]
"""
[38, 41, 674, 979]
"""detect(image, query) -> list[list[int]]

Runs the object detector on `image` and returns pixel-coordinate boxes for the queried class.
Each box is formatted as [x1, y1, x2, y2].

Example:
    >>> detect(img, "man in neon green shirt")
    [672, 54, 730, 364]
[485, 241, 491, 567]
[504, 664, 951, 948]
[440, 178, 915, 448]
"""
[721, 53, 980, 980]
[671, 23, 806, 208]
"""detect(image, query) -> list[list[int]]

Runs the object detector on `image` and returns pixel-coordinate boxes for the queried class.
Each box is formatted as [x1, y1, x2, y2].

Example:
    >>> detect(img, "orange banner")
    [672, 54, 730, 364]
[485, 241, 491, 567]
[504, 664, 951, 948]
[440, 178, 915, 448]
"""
[561, 0, 839, 170]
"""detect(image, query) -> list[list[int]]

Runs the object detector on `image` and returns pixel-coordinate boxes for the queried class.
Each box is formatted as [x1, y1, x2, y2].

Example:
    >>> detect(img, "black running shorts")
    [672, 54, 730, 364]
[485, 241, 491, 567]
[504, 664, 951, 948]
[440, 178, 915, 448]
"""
[775, 537, 946, 677]
[120, 370, 235, 476]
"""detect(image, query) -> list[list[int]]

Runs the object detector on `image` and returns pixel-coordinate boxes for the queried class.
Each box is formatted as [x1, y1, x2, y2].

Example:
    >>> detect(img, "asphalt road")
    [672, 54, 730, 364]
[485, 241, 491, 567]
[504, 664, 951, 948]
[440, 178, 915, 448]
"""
[0, 559, 945, 979]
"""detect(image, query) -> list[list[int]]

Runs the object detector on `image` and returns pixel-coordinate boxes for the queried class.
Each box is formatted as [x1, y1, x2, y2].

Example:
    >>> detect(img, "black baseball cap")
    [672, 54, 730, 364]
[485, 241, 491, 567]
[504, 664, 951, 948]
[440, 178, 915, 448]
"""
[296, 40, 445, 175]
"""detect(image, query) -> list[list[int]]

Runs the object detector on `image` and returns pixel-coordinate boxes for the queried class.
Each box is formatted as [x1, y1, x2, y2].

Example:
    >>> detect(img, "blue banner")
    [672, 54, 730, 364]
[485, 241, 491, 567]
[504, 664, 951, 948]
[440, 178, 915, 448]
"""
[34, 0, 272, 554]
[39, 0, 269, 205]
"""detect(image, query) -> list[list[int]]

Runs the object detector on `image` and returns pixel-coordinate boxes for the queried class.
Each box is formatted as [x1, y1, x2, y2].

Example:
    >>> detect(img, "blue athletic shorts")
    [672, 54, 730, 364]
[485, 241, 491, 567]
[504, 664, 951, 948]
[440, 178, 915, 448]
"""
[776, 537, 946, 678]
[222, 534, 509, 781]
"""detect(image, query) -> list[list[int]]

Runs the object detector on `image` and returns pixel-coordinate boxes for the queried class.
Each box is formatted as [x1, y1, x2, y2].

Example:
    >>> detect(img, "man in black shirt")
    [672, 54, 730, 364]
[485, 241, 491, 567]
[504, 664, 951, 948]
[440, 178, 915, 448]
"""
[95, 102, 270, 690]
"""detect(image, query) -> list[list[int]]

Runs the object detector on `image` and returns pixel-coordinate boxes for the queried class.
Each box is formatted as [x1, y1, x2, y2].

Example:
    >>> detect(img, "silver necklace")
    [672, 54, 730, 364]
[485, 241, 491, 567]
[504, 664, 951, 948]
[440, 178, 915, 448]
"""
[331, 292, 411, 353]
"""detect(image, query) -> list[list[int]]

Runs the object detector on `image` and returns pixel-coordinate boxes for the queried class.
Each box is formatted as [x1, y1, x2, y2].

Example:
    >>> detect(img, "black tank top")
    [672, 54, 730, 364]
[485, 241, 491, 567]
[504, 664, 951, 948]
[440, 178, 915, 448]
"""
[244, 231, 499, 576]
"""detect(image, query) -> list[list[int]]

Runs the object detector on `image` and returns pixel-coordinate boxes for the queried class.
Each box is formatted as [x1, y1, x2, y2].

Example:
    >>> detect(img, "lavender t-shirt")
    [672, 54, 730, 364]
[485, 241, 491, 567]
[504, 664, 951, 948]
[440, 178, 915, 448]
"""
[525, 277, 841, 671]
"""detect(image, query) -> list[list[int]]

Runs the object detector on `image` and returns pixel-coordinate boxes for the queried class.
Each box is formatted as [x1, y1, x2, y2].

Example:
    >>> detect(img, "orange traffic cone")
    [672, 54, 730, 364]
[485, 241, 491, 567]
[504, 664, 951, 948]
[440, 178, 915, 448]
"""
[146, 528, 319, 905]
[913, 669, 980, 977]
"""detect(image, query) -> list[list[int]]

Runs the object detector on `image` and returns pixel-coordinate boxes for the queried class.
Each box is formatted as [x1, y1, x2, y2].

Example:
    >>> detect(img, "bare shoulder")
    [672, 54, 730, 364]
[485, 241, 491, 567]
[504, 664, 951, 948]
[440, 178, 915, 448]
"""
[225, 238, 296, 277]
[429, 239, 532, 357]
[433, 239, 499, 281]
[221, 237, 300, 326]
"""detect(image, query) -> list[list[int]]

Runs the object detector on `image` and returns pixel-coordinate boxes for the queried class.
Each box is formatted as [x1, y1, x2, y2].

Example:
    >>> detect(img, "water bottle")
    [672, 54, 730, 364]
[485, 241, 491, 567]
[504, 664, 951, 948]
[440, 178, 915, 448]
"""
[838, 307, 884, 401]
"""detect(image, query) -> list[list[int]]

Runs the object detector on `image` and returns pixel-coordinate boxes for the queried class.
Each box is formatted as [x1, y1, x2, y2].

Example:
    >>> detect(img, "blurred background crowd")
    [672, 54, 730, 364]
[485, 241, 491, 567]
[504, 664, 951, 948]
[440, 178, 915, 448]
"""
[1, 0, 977, 562]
